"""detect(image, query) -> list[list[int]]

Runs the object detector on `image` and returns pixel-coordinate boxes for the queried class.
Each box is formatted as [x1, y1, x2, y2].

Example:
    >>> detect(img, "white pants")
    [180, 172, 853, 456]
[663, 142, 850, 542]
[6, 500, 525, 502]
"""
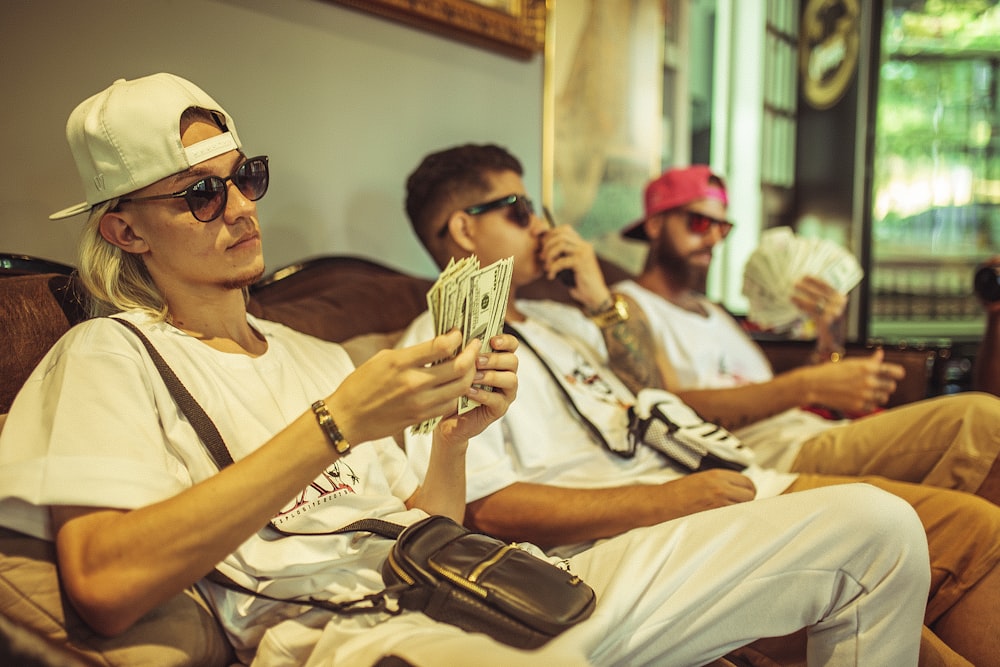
[253, 484, 929, 667]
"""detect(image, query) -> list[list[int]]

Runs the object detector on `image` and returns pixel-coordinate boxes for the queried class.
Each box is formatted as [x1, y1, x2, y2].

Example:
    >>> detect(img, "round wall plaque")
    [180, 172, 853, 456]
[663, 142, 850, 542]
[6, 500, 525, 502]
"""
[800, 0, 861, 110]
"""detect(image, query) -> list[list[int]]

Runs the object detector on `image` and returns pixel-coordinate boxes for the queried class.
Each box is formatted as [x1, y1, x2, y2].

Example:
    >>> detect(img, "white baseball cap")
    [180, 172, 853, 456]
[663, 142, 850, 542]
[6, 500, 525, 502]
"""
[50, 73, 242, 220]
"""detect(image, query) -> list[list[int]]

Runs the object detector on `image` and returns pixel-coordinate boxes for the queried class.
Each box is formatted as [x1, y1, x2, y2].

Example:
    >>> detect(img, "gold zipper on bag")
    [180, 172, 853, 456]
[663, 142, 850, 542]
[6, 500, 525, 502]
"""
[427, 543, 517, 599]
[387, 549, 416, 585]
[469, 544, 516, 582]
[428, 562, 489, 598]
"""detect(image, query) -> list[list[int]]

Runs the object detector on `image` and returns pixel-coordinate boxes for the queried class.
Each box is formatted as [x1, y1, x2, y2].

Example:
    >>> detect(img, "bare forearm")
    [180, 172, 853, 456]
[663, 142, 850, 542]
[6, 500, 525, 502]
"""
[675, 370, 809, 431]
[466, 482, 667, 549]
[54, 411, 339, 635]
[406, 434, 467, 522]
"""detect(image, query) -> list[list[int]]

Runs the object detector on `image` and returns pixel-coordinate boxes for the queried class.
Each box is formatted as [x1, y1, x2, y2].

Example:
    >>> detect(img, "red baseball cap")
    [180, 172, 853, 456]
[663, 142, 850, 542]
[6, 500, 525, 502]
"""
[621, 165, 728, 241]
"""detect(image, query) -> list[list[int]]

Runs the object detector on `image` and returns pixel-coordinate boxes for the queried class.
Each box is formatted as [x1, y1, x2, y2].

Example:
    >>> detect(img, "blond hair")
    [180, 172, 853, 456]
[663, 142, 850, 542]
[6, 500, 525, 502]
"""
[77, 200, 168, 320]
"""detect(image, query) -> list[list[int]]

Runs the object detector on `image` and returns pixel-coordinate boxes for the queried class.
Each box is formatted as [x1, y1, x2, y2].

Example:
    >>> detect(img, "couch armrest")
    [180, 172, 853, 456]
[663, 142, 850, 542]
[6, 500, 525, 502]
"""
[755, 338, 942, 407]
[0, 274, 87, 414]
[0, 527, 234, 667]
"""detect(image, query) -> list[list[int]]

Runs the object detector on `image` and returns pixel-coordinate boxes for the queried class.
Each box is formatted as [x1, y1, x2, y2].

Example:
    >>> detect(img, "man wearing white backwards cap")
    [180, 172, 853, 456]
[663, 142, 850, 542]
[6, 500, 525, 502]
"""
[49, 74, 244, 221]
[0, 75, 933, 666]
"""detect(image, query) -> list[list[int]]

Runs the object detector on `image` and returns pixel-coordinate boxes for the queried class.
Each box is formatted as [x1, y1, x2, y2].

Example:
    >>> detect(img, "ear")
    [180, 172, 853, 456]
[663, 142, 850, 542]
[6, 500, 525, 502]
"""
[99, 211, 149, 255]
[443, 210, 477, 254]
[643, 216, 663, 241]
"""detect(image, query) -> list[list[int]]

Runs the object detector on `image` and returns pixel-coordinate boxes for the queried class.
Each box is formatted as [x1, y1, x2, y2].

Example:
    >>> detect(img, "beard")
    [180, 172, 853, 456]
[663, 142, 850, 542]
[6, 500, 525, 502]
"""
[223, 264, 266, 291]
[654, 236, 710, 294]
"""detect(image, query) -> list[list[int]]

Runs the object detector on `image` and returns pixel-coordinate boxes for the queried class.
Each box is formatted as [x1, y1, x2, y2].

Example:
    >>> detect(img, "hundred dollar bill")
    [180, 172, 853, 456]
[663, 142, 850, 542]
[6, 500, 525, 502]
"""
[458, 256, 513, 414]
[412, 255, 513, 433]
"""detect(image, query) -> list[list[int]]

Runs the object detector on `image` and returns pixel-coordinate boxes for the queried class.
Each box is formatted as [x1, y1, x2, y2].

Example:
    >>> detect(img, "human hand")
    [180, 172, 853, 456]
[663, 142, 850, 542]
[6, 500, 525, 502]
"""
[538, 224, 612, 311]
[801, 348, 905, 414]
[435, 333, 519, 448]
[654, 470, 757, 520]
[791, 275, 847, 328]
[326, 329, 479, 446]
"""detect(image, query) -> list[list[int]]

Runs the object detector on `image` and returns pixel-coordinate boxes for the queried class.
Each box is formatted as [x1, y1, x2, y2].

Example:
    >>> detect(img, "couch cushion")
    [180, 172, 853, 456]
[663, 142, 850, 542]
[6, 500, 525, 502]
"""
[248, 256, 432, 344]
[0, 527, 233, 666]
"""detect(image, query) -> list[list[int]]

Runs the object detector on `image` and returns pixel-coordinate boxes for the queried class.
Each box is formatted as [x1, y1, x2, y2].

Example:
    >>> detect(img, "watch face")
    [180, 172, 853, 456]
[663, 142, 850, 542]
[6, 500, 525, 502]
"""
[800, 0, 861, 110]
[614, 297, 630, 321]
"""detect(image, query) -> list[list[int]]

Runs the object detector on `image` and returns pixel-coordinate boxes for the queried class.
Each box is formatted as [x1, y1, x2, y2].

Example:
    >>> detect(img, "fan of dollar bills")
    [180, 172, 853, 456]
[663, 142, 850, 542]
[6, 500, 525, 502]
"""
[741, 227, 864, 331]
[412, 254, 514, 434]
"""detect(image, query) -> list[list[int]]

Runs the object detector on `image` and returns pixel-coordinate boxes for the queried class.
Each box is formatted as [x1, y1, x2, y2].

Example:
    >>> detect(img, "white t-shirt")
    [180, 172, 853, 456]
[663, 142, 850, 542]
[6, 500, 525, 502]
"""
[615, 280, 839, 470]
[400, 300, 796, 512]
[615, 280, 773, 388]
[0, 312, 424, 656]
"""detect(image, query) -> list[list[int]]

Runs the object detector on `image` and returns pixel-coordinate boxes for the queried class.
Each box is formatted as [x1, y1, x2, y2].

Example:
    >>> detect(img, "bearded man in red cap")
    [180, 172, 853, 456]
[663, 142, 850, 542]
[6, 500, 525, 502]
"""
[614, 165, 1000, 506]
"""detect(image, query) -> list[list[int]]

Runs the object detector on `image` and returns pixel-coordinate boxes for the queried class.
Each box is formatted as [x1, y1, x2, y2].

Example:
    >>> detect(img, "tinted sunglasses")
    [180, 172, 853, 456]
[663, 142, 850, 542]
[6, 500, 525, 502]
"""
[119, 155, 269, 222]
[683, 210, 733, 239]
[439, 193, 535, 237]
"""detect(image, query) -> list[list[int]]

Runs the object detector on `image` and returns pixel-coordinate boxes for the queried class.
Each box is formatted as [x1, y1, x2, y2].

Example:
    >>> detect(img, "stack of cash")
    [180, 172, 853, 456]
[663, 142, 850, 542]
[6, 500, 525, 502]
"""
[412, 254, 514, 434]
[742, 227, 863, 331]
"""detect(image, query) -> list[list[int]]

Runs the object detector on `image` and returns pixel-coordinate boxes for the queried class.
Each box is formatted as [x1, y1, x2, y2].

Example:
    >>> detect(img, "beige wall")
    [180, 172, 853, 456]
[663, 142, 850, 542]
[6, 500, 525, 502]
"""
[0, 0, 544, 277]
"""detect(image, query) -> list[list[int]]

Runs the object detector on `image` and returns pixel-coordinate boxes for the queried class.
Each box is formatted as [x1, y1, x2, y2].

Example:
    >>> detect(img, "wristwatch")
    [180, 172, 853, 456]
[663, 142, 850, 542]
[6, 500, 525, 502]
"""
[311, 399, 351, 455]
[588, 293, 630, 328]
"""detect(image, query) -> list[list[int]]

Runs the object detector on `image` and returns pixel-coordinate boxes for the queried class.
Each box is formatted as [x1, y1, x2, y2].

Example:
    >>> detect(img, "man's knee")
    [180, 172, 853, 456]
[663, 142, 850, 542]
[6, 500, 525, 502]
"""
[963, 391, 1000, 426]
[788, 482, 928, 556]
[787, 479, 930, 562]
[831, 483, 926, 541]
[927, 391, 1000, 425]
[917, 485, 1000, 541]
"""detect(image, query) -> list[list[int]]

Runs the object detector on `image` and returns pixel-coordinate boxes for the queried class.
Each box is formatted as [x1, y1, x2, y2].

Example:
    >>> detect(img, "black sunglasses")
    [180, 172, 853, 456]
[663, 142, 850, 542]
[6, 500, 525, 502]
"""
[119, 155, 269, 222]
[438, 193, 536, 237]
[683, 210, 733, 239]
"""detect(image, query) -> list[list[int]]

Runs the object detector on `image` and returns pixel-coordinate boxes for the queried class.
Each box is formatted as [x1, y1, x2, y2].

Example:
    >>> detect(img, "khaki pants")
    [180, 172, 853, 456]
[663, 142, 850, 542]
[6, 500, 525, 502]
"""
[791, 392, 1000, 504]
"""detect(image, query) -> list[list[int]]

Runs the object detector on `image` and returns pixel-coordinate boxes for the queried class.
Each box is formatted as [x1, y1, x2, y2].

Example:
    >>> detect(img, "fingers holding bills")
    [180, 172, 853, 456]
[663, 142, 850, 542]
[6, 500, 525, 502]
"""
[742, 227, 863, 331]
[412, 255, 514, 433]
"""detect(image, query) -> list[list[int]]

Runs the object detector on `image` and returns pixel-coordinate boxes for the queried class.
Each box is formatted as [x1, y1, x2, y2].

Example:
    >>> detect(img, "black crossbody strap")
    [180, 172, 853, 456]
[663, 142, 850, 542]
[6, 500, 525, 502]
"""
[270, 518, 405, 540]
[326, 518, 404, 539]
[110, 317, 235, 469]
[206, 564, 405, 617]
[109, 317, 407, 536]
[207, 517, 407, 615]
[503, 322, 631, 457]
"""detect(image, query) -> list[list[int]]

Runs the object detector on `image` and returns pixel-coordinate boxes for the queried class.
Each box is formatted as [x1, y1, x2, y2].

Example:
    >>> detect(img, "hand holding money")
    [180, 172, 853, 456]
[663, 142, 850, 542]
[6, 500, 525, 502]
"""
[742, 227, 863, 331]
[412, 254, 514, 434]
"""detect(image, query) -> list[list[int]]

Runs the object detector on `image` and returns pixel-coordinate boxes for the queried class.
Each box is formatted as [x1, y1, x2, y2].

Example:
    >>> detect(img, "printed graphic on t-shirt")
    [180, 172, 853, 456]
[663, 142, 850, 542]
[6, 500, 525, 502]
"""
[271, 461, 359, 527]
[564, 352, 630, 409]
[713, 357, 751, 388]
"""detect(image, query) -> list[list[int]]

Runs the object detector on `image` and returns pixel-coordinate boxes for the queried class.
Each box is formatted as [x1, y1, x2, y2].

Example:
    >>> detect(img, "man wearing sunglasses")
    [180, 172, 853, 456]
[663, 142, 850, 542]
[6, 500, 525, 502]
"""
[613, 166, 1000, 507]
[401, 144, 1000, 666]
[0, 74, 556, 666]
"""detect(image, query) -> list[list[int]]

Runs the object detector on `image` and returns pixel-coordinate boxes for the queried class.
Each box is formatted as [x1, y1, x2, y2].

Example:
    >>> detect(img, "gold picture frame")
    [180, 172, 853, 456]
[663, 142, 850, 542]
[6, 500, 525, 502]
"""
[331, 0, 546, 59]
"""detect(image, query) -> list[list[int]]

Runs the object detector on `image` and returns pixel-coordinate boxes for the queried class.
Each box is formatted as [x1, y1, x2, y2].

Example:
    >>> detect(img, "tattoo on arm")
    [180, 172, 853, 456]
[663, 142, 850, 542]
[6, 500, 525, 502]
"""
[601, 299, 667, 394]
[598, 297, 756, 432]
